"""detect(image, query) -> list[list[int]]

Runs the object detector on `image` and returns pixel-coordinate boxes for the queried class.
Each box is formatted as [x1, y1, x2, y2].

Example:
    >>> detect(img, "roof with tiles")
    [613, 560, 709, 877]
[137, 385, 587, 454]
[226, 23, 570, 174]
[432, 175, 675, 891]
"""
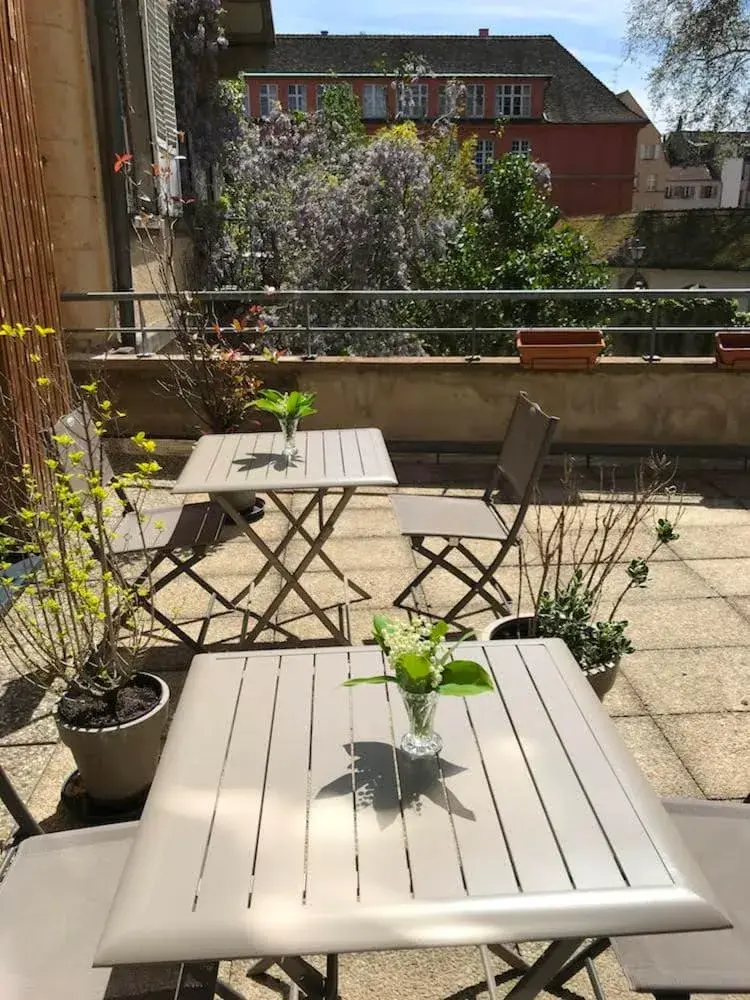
[241, 34, 645, 126]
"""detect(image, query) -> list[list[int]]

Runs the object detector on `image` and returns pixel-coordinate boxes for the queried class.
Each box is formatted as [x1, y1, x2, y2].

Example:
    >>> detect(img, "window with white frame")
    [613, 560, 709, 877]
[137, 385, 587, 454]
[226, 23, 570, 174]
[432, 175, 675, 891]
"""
[287, 84, 307, 112]
[475, 138, 494, 174]
[398, 83, 429, 119]
[316, 84, 329, 109]
[259, 83, 279, 117]
[362, 83, 387, 118]
[700, 183, 718, 199]
[465, 84, 484, 118]
[511, 139, 531, 155]
[646, 173, 657, 191]
[496, 84, 531, 118]
[640, 143, 660, 160]
[665, 184, 695, 199]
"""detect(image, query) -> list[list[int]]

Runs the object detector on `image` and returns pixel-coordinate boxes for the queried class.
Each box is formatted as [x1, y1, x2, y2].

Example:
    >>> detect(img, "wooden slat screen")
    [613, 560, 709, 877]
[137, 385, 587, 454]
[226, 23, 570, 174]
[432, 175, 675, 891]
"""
[0, 0, 71, 504]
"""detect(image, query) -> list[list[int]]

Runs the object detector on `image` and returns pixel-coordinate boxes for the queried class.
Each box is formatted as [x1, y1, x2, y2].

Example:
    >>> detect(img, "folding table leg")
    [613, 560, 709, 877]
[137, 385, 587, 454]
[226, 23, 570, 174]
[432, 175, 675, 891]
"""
[503, 938, 585, 1000]
[213, 492, 352, 643]
[266, 492, 371, 602]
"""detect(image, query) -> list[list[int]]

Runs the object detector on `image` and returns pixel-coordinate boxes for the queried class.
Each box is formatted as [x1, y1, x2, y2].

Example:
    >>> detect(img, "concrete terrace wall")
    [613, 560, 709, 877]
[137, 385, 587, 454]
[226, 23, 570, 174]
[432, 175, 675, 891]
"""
[68, 356, 750, 454]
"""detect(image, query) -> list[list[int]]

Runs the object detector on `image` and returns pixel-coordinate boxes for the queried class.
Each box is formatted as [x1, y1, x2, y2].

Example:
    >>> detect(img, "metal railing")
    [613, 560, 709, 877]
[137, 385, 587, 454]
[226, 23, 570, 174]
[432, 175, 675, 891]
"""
[61, 287, 750, 361]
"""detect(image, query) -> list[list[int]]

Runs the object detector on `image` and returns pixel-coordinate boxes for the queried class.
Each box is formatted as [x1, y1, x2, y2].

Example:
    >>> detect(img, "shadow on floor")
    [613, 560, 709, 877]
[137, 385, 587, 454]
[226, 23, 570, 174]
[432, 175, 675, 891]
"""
[0, 675, 49, 741]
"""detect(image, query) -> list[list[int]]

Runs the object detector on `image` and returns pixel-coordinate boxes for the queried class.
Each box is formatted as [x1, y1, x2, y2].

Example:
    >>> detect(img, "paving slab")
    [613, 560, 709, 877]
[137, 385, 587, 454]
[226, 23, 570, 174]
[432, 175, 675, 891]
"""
[688, 558, 750, 597]
[657, 713, 750, 799]
[671, 523, 750, 560]
[621, 597, 750, 650]
[0, 744, 55, 841]
[624, 646, 750, 714]
[613, 717, 702, 797]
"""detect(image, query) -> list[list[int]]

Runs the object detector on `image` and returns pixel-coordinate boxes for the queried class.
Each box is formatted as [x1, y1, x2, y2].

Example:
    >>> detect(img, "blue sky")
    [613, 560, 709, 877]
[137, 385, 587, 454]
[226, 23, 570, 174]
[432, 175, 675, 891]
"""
[270, 0, 657, 122]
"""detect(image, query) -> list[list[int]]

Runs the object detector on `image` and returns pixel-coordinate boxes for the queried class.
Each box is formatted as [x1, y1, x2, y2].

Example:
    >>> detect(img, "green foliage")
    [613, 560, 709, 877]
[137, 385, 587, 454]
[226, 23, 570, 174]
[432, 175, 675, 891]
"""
[418, 154, 609, 354]
[625, 0, 750, 128]
[0, 324, 158, 699]
[344, 614, 493, 696]
[608, 296, 748, 357]
[536, 571, 634, 673]
[248, 389, 317, 421]
[522, 456, 684, 675]
[318, 82, 366, 142]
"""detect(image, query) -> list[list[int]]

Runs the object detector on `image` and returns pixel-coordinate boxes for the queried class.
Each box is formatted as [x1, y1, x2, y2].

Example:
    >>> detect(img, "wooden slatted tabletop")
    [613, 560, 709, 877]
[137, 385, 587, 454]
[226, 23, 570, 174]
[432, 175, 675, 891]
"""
[96, 640, 727, 967]
[172, 428, 397, 495]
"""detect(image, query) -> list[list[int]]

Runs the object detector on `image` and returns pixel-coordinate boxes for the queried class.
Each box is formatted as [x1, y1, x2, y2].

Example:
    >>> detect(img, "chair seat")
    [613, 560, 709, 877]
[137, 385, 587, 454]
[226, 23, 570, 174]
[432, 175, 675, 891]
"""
[111, 502, 244, 554]
[612, 798, 750, 994]
[0, 822, 136, 1000]
[390, 493, 508, 541]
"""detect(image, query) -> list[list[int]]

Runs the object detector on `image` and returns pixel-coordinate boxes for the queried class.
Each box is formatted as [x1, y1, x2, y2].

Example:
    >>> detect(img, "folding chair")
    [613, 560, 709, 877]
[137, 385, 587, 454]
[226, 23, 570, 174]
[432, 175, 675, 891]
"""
[53, 408, 252, 651]
[391, 391, 559, 623]
[0, 762, 218, 999]
[486, 799, 750, 1000]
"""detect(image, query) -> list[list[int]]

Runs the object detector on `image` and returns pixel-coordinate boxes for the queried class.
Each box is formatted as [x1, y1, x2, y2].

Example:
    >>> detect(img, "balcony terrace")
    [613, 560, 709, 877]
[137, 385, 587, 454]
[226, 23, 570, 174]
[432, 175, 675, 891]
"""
[1, 449, 748, 1000]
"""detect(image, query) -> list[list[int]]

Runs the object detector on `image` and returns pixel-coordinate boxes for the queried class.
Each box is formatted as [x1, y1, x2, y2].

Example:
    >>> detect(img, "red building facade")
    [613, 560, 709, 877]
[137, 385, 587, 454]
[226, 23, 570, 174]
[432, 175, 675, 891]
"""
[241, 34, 645, 217]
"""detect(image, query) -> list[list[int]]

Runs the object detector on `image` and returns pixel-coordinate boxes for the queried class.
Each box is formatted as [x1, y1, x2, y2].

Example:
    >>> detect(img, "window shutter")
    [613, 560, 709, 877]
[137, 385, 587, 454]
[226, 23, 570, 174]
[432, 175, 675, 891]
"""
[140, 0, 181, 215]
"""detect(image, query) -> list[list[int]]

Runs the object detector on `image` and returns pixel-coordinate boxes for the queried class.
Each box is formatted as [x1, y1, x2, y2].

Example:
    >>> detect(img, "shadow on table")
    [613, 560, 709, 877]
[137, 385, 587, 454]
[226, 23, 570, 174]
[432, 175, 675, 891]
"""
[232, 452, 303, 474]
[317, 740, 475, 828]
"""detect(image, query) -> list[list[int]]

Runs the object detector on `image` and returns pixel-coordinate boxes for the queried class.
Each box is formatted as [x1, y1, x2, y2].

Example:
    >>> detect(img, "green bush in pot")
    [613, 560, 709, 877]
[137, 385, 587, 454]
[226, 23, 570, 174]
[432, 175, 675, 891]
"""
[0, 322, 166, 807]
[487, 456, 682, 697]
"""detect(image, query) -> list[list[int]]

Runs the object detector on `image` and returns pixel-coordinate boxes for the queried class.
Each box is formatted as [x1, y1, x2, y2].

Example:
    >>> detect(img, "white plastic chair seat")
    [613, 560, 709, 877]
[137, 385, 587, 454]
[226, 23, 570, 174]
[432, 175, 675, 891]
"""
[110, 503, 243, 554]
[0, 820, 174, 1000]
[391, 493, 509, 541]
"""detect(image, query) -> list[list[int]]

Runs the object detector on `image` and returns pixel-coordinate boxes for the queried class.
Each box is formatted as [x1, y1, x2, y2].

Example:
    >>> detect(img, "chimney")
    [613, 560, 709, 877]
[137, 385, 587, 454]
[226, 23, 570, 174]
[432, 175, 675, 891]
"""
[478, 27, 490, 37]
[320, 30, 329, 36]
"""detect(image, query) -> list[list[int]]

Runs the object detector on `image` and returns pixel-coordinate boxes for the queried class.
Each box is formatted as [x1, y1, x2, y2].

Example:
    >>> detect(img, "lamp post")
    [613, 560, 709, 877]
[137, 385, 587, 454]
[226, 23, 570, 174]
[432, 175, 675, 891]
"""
[628, 238, 646, 288]
[626, 238, 660, 362]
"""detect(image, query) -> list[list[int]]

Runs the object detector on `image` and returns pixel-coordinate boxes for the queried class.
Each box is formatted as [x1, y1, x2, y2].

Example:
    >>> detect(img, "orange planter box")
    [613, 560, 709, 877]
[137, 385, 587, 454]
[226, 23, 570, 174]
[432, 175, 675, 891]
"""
[715, 330, 750, 369]
[516, 328, 605, 370]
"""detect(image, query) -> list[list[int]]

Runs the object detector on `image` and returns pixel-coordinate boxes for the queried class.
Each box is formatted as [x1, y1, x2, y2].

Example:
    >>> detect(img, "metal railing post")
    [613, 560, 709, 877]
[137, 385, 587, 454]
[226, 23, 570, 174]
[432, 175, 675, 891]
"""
[643, 301, 662, 363]
[465, 304, 481, 362]
[302, 302, 316, 360]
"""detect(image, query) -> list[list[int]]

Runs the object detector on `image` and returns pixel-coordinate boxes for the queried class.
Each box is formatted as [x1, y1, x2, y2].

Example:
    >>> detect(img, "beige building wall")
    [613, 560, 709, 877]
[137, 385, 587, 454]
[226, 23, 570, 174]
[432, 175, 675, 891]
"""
[24, 0, 113, 348]
[619, 91, 723, 211]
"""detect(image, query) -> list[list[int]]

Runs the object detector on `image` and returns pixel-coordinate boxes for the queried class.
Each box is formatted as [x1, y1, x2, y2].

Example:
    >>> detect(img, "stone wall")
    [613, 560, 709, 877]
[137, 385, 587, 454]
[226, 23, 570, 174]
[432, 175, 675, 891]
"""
[68, 355, 750, 454]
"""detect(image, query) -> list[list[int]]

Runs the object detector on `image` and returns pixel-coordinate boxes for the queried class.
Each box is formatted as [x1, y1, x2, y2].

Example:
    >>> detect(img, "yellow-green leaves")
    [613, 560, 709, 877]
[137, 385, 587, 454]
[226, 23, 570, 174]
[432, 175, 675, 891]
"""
[80, 381, 98, 394]
[131, 431, 157, 453]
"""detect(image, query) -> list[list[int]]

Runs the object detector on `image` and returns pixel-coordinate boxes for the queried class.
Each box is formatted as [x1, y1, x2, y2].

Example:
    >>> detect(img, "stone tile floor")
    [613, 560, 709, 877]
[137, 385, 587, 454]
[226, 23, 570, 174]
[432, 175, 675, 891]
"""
[1, 458, 749, 1000]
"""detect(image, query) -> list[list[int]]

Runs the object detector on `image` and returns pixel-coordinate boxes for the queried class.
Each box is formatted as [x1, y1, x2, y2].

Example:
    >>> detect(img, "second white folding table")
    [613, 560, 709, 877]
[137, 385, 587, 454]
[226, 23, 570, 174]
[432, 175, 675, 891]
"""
[171, 427, 398, 643]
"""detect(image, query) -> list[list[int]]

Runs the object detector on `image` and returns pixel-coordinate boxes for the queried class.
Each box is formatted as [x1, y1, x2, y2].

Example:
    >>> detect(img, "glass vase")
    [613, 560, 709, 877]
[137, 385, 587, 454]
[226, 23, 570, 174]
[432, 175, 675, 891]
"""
[399, 690, 442, 757]
[278, 416, 300, 458]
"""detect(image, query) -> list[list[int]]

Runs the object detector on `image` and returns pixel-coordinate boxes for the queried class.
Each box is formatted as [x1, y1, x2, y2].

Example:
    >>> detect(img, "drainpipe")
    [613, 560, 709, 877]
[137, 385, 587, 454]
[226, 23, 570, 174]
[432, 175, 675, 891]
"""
[85, 0, 136, 346]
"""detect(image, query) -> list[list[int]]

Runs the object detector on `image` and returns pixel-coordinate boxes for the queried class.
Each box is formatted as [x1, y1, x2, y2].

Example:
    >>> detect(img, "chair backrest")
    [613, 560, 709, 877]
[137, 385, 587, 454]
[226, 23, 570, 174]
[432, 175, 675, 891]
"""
[484, 391, 559, 541]
[0, 764, 42, 841]
[52, 407, 116, 494]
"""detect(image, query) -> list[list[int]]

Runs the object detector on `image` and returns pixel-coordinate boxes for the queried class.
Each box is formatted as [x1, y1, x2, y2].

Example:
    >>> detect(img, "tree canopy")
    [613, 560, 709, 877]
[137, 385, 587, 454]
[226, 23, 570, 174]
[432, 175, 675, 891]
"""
[626, 0, 750, 128]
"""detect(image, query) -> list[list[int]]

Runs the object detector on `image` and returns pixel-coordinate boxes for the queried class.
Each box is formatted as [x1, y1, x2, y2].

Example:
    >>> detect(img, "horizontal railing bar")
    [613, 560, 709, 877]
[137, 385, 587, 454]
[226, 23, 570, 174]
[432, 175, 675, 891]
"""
[61, 287, 750, 303]
[61, 325, 738, 337]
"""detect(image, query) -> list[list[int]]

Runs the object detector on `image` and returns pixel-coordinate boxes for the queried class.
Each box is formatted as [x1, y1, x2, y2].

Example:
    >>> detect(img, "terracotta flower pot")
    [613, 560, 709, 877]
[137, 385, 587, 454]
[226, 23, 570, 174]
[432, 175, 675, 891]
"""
[481, 615, 620, 701]
[715, 330, 750, 369]
[516, 328, 605, 370]
[56, 672, 169, 805]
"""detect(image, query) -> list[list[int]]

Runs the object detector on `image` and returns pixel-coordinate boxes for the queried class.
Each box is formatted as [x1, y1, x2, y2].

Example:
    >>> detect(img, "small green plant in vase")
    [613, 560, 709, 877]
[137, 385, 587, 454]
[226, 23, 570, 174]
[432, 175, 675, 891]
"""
[345, 615, 494, 757]
[247, 389, 317, 458]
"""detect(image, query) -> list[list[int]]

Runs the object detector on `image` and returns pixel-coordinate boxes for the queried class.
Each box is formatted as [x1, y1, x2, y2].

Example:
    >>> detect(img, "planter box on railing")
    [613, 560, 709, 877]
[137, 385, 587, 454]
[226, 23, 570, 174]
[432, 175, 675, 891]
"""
[715, 330, 750, 369]
[516, 329, 605, 370]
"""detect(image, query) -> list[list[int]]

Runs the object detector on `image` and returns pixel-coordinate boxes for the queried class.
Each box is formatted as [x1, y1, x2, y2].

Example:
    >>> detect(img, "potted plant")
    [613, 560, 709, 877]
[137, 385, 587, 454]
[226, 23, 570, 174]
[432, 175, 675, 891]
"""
[0, 322, 167, 808]
[344, 615, 493, 756]
[715, 330, 750, 369]
[516, 328, 605, 369]
[483, 456, 682, 698]
[247, 389, 318, 458]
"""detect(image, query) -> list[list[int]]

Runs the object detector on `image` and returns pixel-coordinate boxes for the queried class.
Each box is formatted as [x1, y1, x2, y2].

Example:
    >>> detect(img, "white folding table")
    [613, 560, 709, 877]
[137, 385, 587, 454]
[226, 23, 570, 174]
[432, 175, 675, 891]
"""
[171, 428, 397, 643]
[95, 639, 728, 1000]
